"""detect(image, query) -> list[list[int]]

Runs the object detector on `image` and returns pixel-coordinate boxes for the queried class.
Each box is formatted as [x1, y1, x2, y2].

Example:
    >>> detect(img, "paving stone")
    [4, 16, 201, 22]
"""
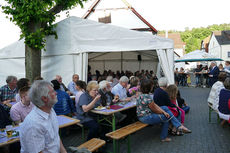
[62, 87, 230, 153]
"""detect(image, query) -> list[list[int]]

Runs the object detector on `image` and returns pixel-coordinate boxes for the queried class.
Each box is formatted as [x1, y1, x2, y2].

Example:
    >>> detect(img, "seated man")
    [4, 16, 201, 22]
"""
[111, 76, 131, 102]
[55, 75, 70, 95]
[68, 74, 79, 95]
[20, 80, 67, 153]
[0, 76, 17, 105]
[51, 80, 76, 116]
[99, 80, 126, 122]
[10, 86, 33, 124]
[98, 80, 118, 106]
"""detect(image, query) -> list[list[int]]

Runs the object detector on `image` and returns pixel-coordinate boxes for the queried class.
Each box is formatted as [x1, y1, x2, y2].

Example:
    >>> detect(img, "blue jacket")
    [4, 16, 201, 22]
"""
[53, 89, 76, 115]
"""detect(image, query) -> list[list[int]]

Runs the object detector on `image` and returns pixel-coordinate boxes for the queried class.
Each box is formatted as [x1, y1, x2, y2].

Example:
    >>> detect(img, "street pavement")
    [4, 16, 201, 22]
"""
[62, 87, 230, 153]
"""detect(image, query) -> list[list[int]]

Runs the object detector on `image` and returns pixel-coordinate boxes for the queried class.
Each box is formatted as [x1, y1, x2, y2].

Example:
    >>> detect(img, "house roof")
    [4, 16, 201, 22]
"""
[203, 35, 211, 44]
[158, 33, 186, 49]
[213, 30, 230, 45]
[82, 0, 157, 34]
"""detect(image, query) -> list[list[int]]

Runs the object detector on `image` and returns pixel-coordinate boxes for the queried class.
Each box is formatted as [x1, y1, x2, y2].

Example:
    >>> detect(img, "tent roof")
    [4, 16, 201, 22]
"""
[0, 16, 173, 59]
[175, 50, 223, 62]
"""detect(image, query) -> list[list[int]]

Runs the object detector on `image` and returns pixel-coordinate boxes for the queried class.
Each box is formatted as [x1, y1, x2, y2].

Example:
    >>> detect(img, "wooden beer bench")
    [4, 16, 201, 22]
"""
[77, 138, 106, 152]
[106, 121, 148, 153]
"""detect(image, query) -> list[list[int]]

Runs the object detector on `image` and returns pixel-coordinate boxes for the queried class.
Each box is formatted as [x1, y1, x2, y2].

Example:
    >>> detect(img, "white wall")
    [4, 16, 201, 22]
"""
[208, 34, 221, 58]
[221, 44, 230, 61]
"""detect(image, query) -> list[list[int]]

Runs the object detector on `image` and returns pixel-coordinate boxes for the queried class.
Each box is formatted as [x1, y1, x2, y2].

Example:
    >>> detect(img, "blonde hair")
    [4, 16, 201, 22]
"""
[86, 81, 99, 92]
[166, 84, 178, 100]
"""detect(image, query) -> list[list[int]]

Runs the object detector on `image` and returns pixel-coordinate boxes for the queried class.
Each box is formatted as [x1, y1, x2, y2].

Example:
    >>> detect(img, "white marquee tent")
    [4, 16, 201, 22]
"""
[0, 16, 174, 85]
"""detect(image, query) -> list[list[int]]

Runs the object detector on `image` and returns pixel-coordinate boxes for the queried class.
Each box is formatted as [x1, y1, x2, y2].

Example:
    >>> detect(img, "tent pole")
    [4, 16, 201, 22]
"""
[139, 60, 141, 71]
[121, 52, 123, 71]
[103, 60, 105, 72]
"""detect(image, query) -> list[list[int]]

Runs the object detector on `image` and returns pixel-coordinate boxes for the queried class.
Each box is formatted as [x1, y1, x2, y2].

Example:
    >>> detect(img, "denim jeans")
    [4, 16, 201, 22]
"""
[195, 76, 200, 86]
[182, 106, 190, 113]
[138, 106, 181, 139]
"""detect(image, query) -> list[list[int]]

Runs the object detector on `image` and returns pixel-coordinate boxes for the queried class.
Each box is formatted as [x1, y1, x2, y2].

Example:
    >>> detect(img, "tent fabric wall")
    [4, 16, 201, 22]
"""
[0, 16, 174, 86]
[88, 51, 159, 77]
[156, 49, 175, 84]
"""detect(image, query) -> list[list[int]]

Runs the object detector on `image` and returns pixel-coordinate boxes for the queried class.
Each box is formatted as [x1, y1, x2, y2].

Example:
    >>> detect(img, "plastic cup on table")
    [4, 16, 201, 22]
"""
[5, 125, 13, 138]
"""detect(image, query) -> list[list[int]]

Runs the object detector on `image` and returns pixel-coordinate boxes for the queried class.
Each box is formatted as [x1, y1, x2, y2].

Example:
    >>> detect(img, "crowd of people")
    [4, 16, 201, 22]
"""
[175, 61, 230, 88]
[0, 69, 193, 152]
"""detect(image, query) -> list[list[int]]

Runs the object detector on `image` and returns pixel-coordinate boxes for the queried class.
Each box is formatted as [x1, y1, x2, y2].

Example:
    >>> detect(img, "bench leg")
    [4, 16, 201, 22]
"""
[209, 107, 212, 123]
[81, 126, 85, 141]
[127, 135, 131, 153]
[113, 140, 118, 153]
[217, 114, 220, 123]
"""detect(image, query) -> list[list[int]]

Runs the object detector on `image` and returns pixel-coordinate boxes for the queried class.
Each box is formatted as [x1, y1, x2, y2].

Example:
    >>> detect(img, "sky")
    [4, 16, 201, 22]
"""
[0, 0, 230, 49]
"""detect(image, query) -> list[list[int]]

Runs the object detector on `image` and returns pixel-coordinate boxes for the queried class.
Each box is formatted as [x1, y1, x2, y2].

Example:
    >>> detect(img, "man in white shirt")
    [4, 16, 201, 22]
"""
[111, 76, 131, 102]
[20, 80, 67, 153]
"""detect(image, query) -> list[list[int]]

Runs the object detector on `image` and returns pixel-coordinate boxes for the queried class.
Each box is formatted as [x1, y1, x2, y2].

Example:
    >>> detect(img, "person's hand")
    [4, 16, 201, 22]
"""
[72, 112, 77, 116]
[163, 112, 170, 118]
[67, 91, 72, 96]
[94, 94, 101, 101]
[125, 97, 132, 102]
[112, 98, 119, 103]
[3, 100, 11, 105]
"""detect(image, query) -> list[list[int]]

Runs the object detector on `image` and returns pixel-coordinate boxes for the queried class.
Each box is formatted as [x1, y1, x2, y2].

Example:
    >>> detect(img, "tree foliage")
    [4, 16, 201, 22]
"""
[2, 0, 87, 50]
[180, 24, 230, 53]
[159, 24, 230, 53]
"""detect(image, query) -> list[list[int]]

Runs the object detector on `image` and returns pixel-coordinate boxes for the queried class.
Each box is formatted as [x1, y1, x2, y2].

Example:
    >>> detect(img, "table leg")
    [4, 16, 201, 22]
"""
[112, 114, 117, 153]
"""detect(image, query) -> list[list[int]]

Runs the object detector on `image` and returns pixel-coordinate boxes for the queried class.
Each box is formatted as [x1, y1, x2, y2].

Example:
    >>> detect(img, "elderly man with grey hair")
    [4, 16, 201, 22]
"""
[106, 75, 117, 87]
[111, 76, 131, 102]
[20, 80, 67, 153]
[208, 61, 220, 87]
[0, 75, 17, 105]
[99, 80, 127, 122]
[99, 80, 119, 106]
[154, 77, 176, 108]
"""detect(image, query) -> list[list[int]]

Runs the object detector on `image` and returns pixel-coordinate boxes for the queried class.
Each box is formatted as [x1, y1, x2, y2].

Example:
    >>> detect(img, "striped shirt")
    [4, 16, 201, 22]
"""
[0, 85, 17, 102]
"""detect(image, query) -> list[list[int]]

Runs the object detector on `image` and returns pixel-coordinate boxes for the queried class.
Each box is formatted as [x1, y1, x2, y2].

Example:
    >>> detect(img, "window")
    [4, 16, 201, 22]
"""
[228, 51, 230, 58]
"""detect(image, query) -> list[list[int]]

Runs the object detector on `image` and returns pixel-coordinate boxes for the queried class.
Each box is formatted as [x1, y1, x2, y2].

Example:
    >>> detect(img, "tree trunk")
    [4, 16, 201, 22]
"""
[25, 45, 41, 82]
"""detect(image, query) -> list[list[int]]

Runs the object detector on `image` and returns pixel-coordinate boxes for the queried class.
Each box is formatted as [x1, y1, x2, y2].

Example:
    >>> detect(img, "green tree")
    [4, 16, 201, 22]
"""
[180, 23, 230, 53]
[1, 0, 87, 82]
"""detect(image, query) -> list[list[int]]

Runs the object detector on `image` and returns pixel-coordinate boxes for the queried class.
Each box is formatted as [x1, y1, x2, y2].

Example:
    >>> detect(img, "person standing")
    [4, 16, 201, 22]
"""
[209, 62, 220, 87]
[20, 80, 67, 153]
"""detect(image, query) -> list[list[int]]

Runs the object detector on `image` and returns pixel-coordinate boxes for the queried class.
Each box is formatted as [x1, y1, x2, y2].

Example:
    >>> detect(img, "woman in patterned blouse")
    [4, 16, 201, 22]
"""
[137, 79, 191, 142]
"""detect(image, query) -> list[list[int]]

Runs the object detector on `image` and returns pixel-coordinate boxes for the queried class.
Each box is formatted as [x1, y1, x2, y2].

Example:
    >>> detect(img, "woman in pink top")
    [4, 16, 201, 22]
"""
[166, 84, 185, 124]
[75, 80, 87, 108]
